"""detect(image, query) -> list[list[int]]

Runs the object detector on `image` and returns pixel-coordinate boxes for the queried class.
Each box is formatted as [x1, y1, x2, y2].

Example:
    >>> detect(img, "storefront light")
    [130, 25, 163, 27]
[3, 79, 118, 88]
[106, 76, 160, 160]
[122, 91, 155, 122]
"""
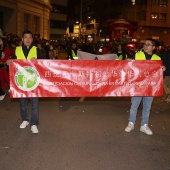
[131, 0, 135, 5]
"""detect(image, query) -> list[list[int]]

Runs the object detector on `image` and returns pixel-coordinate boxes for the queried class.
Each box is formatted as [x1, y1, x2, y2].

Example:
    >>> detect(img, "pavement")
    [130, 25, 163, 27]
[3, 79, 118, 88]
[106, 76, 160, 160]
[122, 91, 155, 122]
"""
[0, 94, 170, 170]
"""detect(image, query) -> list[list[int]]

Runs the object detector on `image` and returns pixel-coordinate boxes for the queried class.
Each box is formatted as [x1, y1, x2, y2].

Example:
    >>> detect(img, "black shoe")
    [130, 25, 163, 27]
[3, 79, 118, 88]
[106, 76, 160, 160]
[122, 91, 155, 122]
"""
[0, 88, 6, 101]
[165, 94, 170, 103]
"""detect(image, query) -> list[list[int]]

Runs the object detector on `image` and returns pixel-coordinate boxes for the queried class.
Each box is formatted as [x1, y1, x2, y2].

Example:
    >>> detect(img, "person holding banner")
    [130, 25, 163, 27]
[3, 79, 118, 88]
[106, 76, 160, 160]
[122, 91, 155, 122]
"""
[8, 30, 44, 134]
[125, 38, 166, 135]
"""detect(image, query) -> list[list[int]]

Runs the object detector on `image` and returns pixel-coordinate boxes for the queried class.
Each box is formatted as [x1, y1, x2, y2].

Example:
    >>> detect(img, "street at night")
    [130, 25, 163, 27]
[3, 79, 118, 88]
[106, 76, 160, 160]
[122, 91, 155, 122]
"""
[0, 95, 170, 170]
[1, 0, 170, 170]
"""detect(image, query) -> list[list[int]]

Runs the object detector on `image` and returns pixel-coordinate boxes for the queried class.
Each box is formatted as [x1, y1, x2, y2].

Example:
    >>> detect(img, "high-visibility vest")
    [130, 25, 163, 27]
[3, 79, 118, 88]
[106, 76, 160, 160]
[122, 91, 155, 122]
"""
[71, 50, 78, 60]
[135, 51, 161, 60]
[116, 54, 123, 60]
[15, 46, 37, 60]
[116, 53, 128, 60]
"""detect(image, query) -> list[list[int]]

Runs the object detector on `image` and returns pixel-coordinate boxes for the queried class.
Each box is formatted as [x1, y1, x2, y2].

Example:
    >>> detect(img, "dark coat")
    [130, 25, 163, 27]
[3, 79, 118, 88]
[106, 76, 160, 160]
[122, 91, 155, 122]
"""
[162, 50, 170, 76]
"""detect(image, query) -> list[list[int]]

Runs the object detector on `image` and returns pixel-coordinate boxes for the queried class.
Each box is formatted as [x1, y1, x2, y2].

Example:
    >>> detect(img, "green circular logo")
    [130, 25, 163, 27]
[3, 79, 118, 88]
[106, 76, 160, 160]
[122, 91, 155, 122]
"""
[15, 66, 40, 91]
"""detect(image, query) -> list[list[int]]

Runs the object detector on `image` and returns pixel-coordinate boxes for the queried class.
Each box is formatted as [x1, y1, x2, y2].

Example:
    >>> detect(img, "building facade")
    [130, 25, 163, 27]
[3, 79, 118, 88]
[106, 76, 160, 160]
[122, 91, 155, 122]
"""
[50, 0, 68, 40]
[70, 0, 170, 45]
[0, 0, 51, 39]
[104, 0, 170, 45]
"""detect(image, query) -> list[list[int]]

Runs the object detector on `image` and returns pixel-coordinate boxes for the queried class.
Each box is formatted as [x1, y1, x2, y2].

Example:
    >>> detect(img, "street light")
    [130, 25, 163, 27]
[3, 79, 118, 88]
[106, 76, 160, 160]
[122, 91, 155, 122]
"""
[131, 0, 135, 5]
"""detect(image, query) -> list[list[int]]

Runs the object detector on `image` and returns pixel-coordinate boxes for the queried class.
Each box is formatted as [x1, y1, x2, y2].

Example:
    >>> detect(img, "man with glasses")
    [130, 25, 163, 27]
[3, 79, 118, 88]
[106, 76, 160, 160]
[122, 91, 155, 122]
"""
[125, 38, 165, 135]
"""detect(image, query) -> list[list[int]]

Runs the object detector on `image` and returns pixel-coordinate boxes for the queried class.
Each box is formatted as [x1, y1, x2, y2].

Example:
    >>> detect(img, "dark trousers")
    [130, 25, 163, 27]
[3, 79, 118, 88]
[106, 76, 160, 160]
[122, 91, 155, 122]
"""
[0, 68, 10, 90]
[20, 98, 39, 125]
[0, 88, 5, 96]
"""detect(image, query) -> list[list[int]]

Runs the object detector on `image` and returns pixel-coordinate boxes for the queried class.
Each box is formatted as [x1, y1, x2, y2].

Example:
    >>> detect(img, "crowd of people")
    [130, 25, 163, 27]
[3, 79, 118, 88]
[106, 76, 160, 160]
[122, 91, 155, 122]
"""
[0, 30, 169, 135]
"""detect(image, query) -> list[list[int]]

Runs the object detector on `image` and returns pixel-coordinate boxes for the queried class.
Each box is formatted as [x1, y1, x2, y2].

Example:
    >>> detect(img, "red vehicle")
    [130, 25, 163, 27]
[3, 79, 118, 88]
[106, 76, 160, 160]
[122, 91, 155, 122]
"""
[124, 42, 143, 58]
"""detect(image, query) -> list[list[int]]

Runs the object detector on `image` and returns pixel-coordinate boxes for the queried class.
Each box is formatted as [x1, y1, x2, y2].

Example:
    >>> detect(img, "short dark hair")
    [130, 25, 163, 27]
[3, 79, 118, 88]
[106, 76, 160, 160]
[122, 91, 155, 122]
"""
[71, 41, 77, 45]
[146, 38, 156, 46]
[22, 30, 33, 38]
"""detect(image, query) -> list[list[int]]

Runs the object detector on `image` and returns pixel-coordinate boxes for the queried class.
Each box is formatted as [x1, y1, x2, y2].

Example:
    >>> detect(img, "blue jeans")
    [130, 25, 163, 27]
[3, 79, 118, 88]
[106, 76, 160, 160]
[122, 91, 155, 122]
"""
[20, 98, 39, 125]
[129, 97, 153, 126]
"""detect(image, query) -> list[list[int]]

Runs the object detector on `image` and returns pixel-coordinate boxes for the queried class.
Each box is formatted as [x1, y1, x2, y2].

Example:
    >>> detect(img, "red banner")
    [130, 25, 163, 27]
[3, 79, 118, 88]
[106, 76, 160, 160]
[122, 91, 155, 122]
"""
[10, 60, 163, 98]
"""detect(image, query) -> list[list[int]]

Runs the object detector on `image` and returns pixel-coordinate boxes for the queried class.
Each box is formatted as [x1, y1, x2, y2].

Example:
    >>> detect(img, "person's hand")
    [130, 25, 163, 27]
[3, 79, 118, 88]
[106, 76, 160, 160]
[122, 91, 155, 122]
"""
[126, 58, 132, 62]
[30, 57, 37, 63]
[6, 59, 13, 65]
[162, 65, 166, 71]
[31, 57, 36, 61]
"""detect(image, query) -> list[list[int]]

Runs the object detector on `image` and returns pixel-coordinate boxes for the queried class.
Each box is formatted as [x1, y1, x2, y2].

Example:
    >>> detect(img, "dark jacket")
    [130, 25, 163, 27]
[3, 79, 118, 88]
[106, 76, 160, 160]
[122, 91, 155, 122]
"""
[162, 50, 170, 76]
[68, 48, 77, 60]
[0, 87, 5, 96]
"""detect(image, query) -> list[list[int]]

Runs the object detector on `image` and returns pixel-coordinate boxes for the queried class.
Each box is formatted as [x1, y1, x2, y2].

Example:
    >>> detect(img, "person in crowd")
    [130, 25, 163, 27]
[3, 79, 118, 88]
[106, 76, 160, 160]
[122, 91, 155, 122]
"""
[7, 30, 44, 134]
[36, 41, 46, 59]
[55, 45, 61, 59]
[125, 38, 166, 135]
[44, 40, 50, 59]
[6, 41, 17, 93]
[115, 44, 127, 60]
[57, 45, 68, 60]
[9, 41, 17, 56]
[0, 87, 6, 101]
[81, 42, 95, 54]
[68, 42, 78, 60]
[16, 39, 22, 46]
[0, 37, 11, 92]
[49, 42, 56, 59]
[102, 44, 108, 54]
[162, 49, 170, 102]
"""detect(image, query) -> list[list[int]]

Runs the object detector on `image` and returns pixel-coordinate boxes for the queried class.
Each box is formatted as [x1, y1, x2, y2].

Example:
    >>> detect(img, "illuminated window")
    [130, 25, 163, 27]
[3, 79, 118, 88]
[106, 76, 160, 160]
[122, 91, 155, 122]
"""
[160, 0, 167, 7]
[151, 13, 158, 21]
[152, 0, 159, 5]
[50, 20, 66, 29]
[151, 12, 166, 21]
[86, 24, 94, 30]
[152, 0, 167, 7]
[159, 13, 166, 21]
[51, 4, 66, 14]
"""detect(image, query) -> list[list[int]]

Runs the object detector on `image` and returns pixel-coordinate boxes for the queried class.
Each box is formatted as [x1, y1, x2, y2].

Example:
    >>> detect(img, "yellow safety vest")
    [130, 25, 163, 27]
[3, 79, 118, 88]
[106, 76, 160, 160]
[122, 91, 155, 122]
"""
[116, 54, 123, 60]
[71, 50, 78, 60]
[15, 46, 37, 60]
[116, 54, 128, 60]
[135, 51, 161, 60]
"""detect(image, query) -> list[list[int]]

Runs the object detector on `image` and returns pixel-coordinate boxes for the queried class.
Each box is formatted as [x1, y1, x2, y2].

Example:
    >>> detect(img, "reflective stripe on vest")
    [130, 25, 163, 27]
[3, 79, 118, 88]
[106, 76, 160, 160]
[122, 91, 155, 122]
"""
[135, 51, 161, 60]
[71, 50, 78, 60]
[15, 46, 37, 60]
